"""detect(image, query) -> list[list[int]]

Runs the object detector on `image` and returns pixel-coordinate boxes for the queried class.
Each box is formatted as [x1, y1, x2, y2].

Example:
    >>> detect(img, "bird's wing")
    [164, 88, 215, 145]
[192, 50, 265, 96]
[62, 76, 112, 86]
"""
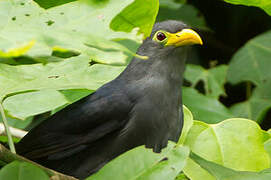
[16, 88, 132, 159]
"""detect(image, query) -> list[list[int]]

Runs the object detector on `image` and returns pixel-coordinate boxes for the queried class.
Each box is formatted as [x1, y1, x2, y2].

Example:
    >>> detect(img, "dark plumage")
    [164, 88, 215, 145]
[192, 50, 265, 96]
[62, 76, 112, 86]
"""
[16, 20, 202, 179]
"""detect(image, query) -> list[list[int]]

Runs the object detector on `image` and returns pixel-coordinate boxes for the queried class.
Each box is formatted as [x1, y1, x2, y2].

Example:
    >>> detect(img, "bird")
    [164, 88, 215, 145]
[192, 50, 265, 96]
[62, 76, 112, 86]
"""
[16, 20, 203, 179]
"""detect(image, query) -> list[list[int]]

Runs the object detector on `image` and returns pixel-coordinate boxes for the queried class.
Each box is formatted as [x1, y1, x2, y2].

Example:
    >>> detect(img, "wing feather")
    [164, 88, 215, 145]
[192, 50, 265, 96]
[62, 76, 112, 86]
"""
[16, 88, 132, 160]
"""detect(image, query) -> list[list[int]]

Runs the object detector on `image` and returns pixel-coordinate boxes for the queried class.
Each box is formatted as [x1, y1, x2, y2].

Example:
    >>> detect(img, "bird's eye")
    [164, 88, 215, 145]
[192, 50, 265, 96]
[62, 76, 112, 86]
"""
[156, 32, 166, 41]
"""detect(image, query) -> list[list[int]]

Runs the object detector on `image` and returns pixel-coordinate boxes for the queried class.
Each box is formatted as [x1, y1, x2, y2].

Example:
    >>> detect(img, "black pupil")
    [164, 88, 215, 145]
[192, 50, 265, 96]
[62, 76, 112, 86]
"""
[157, 32, 166, 41]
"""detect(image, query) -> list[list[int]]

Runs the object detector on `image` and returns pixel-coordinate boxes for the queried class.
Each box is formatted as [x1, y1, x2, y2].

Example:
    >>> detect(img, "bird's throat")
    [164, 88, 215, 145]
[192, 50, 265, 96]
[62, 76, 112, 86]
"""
[120, 47, 187, 85]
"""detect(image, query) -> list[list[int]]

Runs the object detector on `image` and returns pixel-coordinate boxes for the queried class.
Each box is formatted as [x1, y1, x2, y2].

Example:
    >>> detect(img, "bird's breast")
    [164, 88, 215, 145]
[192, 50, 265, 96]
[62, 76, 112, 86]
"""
[116, 72, 183, 152]
[116, 93, 182, 152]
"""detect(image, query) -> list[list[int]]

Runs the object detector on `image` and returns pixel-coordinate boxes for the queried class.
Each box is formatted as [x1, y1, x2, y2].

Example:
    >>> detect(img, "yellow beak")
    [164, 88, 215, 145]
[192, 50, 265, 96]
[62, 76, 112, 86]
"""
[165, 29, 203, 47]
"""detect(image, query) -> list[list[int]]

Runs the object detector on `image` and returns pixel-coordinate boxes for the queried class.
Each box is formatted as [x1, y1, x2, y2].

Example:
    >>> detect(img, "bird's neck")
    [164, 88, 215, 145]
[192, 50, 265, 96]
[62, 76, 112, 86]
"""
[119, 48, 187, 86]
[115, 47, 188, 109]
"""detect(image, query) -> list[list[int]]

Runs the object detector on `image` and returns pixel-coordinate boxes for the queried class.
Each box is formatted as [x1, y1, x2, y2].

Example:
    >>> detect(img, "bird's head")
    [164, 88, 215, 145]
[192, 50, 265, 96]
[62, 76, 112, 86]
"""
[151, 21, 202, 47]
[120, 20, 203, 82]
[137, 20, 203, 60]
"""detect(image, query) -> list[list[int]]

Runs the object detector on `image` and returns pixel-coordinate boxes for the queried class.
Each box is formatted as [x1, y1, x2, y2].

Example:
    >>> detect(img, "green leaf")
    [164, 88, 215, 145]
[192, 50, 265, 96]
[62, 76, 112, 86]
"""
[182, 87, 233, 124]
[227, 30, 271, 86]
[264, 138, 271, 162]
[178, 106, 194, 145]
[182, 121, 216, 179]
[0, 55, 124, 102]
[88, 143, 190, 180]
[184, 119, 270, 173]
[157, 0, 208, 30]
[0, 0, 155, 63]
[185, 64, 228, 99]
[60, 89, 93, 103]
[191, 152, 271, 180]
[3, 89, 92, 120]
[4, 90, 68, 120]
[0, 136, 21, 144]
[230, 80, 271, 123]
[183, 157, 215, 180]
[224, 0, 271, 16]
[0, 112, 32, 130]
[6, 117, 33, 130]
[0, 144, 75, 179]
[0, 161, 49, 180]
[110, 0, 159, 38]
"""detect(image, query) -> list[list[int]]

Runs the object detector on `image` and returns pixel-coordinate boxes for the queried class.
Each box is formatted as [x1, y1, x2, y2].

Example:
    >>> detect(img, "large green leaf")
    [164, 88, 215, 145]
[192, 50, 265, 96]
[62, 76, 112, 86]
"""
[0, 0, 124, 58]
[110, 0, 159, 38]
[182, 87, 233, 124]
[224, 0, 271, 16]
[4, 90, 69, 120]
[227, 30, 271, 86]
[0, 55, 124, 102]
[0, 161, 49, 180]
[184, 119, 270, 174]
[230, 80, 271, 123]
[88, 143, 190, 180]
[191, 152, 271, 180]
[3, 89, 92, 120]
[228, 30, 271, 122]
[185, 65, 228, 99]
[183, 119, 271, 180]
[0, 0, 157, 63]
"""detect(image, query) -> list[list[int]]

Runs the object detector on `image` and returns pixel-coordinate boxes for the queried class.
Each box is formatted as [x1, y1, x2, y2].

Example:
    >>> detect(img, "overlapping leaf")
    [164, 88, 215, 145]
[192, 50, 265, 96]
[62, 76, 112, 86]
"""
[3, 89, 92, 120]
[191, 153, 271, 180]
[0, 0, 158, 64]
[224, 0, 271, 16]
[183, 118, 270, 180]
[111, 0, 159, 38]
[88, 142, 189, 180]
[0, 55, 124, 102]
[0, 161, 49, 180]
[227, 30, 271, 86]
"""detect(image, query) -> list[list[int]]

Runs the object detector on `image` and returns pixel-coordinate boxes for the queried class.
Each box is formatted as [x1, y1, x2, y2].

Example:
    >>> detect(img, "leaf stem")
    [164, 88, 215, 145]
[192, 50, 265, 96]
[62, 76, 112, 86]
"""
[0, 103, 16, 153]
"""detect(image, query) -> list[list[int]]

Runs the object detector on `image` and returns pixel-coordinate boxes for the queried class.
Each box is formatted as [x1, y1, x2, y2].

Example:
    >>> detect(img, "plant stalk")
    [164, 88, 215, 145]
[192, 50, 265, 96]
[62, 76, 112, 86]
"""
[0, 103, 16, 153]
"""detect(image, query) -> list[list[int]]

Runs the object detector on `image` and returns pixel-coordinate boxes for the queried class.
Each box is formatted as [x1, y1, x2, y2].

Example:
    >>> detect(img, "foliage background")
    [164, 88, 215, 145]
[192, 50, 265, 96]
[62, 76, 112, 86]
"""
[0, 0, 271, 179]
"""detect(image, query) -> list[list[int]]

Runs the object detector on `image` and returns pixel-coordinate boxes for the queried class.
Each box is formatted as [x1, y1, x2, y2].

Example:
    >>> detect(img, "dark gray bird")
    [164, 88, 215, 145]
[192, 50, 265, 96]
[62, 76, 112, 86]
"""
[16, 20, 203, 179]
